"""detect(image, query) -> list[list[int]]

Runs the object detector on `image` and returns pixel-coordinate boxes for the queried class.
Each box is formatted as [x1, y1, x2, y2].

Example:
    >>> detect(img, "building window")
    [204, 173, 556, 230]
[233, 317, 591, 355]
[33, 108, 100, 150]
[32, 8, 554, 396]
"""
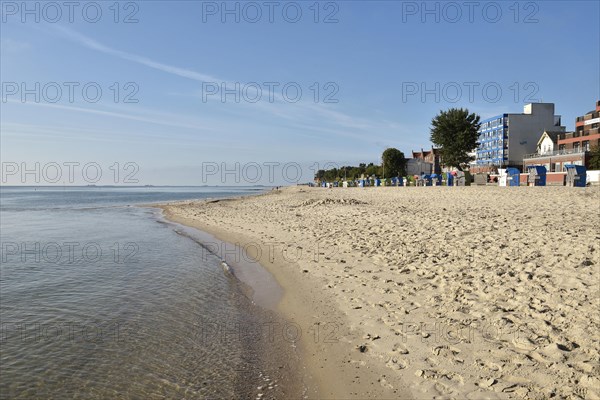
[574, 142, 580, 151]
[582, 141, 590, 151]
[559, 144, 565, 152]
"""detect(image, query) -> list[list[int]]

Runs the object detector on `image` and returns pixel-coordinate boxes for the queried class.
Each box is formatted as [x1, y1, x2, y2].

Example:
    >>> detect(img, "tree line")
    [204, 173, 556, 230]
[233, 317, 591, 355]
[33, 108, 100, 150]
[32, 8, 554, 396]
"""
[314, 148, 408, 182]
[314, 108, 481, 181]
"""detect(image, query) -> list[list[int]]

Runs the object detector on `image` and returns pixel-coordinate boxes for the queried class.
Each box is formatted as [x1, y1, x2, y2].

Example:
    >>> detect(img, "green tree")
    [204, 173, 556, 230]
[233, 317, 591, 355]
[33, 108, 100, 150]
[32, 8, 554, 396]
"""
[349, 167, 361, 179]
[430, 108, 480, 171]
[381, 148, 407, 177]
[323, 168, 338, 182]
[365, 163, 379, 177]
[340, 166, 352, 179]
[314, 169, 325, 182]
[589, 145, 600, 169]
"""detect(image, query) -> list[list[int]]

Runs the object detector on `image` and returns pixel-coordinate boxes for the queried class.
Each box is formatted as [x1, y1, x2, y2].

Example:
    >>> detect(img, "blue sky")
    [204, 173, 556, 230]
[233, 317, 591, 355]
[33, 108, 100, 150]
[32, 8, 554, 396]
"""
[1, 0, 599, 185]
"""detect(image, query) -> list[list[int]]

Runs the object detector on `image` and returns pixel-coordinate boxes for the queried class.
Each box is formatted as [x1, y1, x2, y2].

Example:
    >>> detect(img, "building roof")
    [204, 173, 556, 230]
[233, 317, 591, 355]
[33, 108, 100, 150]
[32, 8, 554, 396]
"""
[479, 114, 505, 123]
[536, 130, 562, 146]
[412, 147, 441, 159]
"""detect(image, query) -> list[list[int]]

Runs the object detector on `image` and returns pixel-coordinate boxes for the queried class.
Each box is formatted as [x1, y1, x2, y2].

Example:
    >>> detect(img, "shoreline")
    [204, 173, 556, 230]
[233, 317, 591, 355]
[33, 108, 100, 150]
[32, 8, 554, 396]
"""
[156, 213, 284, 310]
[158, 185, 600, 399]
[151, 204, 314, 399]
[157, 193, 408, 399]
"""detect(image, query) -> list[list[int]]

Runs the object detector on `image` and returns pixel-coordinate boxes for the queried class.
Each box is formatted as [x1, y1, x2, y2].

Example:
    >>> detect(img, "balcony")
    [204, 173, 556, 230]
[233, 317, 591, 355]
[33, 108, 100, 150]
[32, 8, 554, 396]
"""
[587, 128, 599, 135]
[523, 149, 587, 160]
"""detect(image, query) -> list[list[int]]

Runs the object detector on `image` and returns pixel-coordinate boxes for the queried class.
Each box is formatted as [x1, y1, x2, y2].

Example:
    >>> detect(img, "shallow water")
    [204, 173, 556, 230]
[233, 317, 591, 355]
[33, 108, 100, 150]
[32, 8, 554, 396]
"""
[0, 187, 304, 399]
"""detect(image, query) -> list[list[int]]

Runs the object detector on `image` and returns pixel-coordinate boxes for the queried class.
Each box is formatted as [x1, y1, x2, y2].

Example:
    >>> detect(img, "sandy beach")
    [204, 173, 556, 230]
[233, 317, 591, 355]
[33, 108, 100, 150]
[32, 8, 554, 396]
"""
[160, 186, 600, 400]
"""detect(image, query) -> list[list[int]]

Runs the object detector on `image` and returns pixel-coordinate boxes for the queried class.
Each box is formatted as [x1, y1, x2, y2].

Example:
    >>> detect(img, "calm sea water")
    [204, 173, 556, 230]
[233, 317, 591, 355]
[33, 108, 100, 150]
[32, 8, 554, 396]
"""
[0, 186, 303, 399]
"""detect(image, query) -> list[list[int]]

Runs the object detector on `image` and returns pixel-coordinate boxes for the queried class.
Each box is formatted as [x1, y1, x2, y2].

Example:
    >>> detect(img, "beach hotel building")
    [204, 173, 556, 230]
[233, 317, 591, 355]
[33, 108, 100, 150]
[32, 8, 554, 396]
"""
[523, 100, 600, 171]
[472, 103, 565, 172]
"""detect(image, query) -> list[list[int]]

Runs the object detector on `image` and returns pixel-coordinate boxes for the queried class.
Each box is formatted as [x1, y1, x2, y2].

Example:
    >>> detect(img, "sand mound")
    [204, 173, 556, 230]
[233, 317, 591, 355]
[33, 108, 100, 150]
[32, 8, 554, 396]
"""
[294, 197, 368, 207]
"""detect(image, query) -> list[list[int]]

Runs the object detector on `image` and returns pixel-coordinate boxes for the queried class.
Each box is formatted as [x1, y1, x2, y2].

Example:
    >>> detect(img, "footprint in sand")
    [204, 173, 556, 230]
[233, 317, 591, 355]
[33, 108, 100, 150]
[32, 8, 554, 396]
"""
[475, 358, 503, 373]
[392, 343, 409, 354]
[415, 368, 464, 385]
[432, 345, 461, 358]
[530, 343, 567, 364]
[385, 357, 408, 370]
[433, 381, 455, 396]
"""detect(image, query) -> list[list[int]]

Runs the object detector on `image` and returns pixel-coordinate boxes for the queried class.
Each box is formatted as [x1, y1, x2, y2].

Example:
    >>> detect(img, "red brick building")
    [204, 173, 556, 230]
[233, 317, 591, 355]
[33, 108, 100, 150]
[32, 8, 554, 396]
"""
[411, 147, 442, 174]
[564, 100, 600, 152]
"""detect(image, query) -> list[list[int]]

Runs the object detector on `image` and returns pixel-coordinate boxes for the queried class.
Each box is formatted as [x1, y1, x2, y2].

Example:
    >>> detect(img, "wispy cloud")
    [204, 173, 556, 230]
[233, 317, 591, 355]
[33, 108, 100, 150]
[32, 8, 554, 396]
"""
[51, 25, 219, 83]
[4, 99, 219, 133]
[0, 121, 253, 149]
[49, 25, 409, 144]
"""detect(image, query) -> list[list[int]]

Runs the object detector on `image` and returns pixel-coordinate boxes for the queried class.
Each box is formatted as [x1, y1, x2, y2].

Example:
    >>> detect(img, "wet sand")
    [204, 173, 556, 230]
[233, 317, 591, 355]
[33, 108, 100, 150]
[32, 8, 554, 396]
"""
[159, 186, 600, 399]
[154, 211, 313, 399]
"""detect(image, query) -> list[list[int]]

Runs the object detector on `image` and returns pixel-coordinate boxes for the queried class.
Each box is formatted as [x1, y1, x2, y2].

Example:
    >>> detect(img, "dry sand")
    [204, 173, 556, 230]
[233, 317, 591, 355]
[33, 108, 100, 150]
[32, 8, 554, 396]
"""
[160, 186, 600, 400]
